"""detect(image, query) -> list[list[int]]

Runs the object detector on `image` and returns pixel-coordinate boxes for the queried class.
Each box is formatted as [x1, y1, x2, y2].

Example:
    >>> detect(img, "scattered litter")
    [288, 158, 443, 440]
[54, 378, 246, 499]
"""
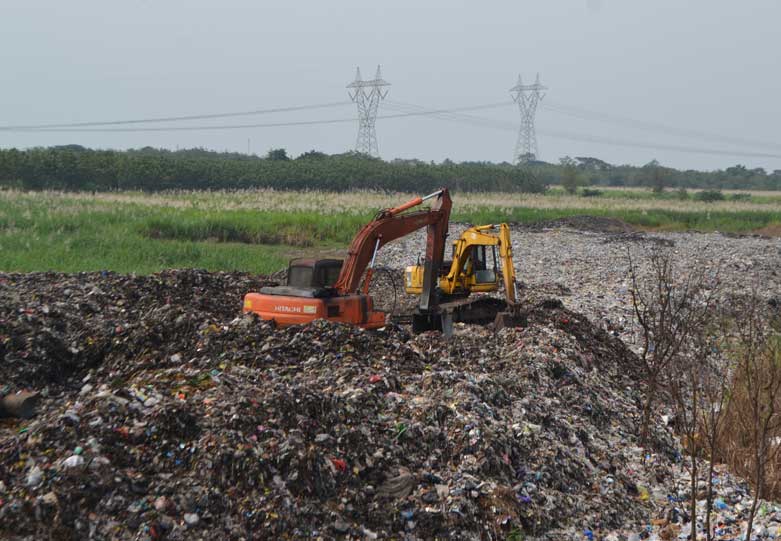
[1, 225, 779, 539]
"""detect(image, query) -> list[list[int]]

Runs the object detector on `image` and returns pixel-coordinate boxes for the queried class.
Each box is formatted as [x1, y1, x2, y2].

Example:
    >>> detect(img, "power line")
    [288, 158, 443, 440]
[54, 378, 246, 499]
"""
[9, 102, 512, 132]
[28, 116, 357, 132]
[541, 101, 781, 152]
[0, 101, 352, 130]
[3, 89, 779, 157]
[383, 101, 781, 160]
[398, 96, 781, 154]
[537, 127, 781, 160]
[6, 97, 781, 161]
[391, 97, 781, 153]
[384, 100, 509, 130]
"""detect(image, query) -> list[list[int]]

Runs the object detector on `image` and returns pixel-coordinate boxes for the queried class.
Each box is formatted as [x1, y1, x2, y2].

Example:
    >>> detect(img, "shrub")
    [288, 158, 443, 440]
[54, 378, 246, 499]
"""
[559, 156, 581, 195]
[696, 190, 725, 202]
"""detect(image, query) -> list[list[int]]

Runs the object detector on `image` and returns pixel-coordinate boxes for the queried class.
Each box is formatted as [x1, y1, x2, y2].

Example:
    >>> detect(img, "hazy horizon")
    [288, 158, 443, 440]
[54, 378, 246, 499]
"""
[1, 1, 780, 172]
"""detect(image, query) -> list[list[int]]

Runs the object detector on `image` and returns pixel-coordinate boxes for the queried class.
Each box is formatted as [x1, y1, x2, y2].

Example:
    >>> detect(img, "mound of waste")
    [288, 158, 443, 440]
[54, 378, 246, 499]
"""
[0, 270, 270, 390]
[519, 216, 636, 234]
[0, 270, 676, 540]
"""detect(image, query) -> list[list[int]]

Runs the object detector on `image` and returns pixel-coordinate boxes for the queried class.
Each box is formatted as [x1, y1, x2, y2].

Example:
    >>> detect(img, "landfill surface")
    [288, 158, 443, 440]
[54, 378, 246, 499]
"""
[2, 223, 781, 540]
[378, 223, 781, 350]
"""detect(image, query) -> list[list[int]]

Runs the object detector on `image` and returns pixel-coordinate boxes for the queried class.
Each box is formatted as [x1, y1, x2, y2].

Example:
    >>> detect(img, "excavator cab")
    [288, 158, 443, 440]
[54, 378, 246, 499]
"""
[286, 258, 343, 291]
[405, 230, 505, 297]
[254, 258, 343, 299]
[405, 244, 499, 296]
[464, 245, 499, 289]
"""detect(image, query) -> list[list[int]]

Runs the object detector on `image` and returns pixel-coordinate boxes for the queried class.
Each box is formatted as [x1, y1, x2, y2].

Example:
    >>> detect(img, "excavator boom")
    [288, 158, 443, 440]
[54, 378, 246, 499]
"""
[334, 189, 451, 309]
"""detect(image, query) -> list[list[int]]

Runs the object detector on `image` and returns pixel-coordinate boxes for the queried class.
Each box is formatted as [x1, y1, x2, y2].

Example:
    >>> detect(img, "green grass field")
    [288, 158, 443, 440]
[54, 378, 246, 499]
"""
[1, 188, 780, 274]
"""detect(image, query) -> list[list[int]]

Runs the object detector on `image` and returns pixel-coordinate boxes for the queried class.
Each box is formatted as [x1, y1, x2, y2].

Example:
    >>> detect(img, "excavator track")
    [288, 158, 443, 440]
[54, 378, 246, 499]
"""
[390, 296, 527, 333]
[442, 296, 511, 325]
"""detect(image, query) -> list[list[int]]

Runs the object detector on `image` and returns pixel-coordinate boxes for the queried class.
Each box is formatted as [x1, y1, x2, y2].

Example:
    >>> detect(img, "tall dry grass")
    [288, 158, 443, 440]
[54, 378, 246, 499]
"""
[3, 188, 781, 215]
[717, 334, 781, 499]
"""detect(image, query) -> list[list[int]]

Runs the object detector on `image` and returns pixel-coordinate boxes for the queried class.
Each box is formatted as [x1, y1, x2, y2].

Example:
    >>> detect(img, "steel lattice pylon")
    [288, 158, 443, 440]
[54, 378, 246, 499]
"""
[510, 73, 547, 164]
[347, 65, 390, 157]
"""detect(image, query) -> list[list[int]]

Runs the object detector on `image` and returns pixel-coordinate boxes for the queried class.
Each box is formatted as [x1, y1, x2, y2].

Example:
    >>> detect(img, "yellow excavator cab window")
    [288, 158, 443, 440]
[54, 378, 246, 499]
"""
[474, 246, 498, 284]
[473, 246, 487, 270]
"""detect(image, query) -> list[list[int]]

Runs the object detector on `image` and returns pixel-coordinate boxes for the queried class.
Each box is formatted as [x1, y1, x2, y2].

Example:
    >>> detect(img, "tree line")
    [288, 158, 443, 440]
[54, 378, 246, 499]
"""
[0, 146, 779, 192]
[546, 156, 781, 191]
[0, 146, 543, 193]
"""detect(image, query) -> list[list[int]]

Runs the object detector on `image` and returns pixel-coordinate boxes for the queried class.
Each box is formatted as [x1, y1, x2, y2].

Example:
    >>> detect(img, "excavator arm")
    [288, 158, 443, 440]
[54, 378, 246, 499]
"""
[333, 188, 452, 311]
[497, 223, 518, 305]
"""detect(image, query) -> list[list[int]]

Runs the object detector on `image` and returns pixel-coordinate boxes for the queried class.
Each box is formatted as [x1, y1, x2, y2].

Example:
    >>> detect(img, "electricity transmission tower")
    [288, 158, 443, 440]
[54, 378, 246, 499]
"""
[347, 65, 390, 157]
[510, 73, 547, 164]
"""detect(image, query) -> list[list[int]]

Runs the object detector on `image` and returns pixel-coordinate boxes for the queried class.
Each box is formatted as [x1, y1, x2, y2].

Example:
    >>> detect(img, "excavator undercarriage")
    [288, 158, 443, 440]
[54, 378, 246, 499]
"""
[408, 296, 524, 334]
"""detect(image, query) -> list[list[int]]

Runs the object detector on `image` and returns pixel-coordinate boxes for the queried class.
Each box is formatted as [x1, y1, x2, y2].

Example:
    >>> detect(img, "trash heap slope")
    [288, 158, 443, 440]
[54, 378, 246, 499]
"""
[0, 270, 671, 540]
[0, 270, 269, 390]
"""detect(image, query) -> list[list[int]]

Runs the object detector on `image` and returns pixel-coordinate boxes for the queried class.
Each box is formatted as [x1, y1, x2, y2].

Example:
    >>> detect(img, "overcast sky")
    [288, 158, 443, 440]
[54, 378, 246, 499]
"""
[1, 1, 780, 171]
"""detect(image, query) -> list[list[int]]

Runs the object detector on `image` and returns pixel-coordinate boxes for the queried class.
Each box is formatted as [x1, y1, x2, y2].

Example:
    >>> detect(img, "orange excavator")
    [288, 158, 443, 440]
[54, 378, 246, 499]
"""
[243, 189, 452, 329]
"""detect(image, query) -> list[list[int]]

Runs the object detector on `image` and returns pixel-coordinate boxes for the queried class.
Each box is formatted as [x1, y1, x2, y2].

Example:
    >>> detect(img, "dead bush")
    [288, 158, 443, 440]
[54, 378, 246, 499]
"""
[717, 294, 781, 538]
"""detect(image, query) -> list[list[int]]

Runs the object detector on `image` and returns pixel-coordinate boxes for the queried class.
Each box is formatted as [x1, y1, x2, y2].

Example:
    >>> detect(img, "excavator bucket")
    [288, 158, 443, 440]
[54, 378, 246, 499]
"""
[493, 309, 528, 330]
[411, 311, 453, 335]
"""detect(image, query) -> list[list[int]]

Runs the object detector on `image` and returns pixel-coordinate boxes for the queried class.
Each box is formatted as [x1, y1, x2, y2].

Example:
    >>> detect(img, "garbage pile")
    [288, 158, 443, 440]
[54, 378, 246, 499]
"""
[2, 270, 686, 539]
[0, 270, 270, 391]
[632, 462, 781, 541]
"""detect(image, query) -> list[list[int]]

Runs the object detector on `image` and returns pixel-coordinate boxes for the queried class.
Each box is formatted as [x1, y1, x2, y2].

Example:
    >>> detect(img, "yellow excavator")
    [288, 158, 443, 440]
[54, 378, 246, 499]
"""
[404, 223, 523, 330]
